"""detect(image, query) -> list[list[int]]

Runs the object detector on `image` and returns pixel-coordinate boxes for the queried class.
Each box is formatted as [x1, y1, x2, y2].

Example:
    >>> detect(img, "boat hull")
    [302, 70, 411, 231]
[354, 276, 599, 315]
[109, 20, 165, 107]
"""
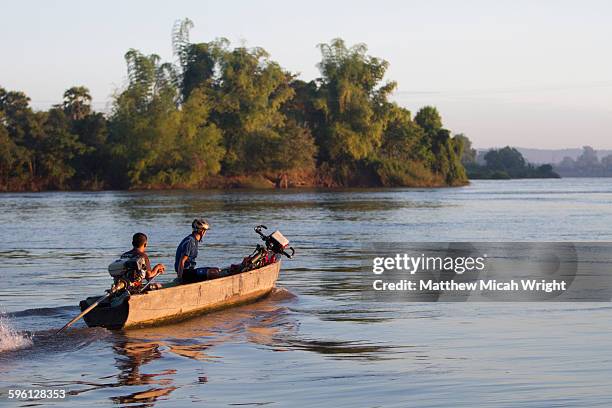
[80, 261, 281, 329]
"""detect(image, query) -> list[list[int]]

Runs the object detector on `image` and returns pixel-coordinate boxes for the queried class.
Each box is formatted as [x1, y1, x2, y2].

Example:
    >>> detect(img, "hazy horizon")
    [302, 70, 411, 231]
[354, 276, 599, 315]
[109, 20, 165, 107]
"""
[2, 0, 611, 149]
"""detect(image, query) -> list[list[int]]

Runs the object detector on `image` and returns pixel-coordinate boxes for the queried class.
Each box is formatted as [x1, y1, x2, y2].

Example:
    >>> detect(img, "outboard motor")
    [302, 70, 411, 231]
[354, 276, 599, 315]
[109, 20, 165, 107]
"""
[107, 254, 147, 293]
[234, 225, 294, 273]
[255, 225, 295, 258]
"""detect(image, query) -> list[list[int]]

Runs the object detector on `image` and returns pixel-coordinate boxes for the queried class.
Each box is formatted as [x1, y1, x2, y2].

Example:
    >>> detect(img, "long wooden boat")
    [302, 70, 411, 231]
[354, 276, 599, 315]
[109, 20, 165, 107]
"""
[79, 261, 281, 329]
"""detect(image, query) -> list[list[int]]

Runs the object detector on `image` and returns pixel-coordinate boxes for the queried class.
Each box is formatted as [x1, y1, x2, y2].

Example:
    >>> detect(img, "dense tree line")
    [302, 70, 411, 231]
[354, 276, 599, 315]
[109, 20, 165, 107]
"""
[465, 146, 559, 179]
[555, 146, 612, 177]
[0, 19, 467, 191]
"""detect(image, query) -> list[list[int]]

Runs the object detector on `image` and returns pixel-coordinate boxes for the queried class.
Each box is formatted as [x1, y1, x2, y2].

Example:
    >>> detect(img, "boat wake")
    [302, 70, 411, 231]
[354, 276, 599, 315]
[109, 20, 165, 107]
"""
[8, 305, 77, 318]
[0, 314, 33, 353]
[268, 287, 297, 301]
[0, 288, 296, 356]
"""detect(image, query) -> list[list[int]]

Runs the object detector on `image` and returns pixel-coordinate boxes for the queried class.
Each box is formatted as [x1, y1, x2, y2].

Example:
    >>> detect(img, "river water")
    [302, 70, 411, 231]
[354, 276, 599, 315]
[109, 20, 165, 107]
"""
[1, 179, 612, 407]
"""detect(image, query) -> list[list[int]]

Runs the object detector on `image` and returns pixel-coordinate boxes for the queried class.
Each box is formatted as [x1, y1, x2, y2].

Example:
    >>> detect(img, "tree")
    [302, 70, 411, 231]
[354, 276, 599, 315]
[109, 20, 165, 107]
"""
[213, 46, 294, 173]
[109, 46, 226, 188]
[454, 133, 476, 165]
[282, 79, 321, 129]
[484, 146, 526, 171]
[69, 110, 109, 188]
[0, 86, 88, 190]
[601, 154, 612, 170]
[62, 86, 92, 121]
[311, 39, 397, 184]
[0, 118, 30, 190]
[108, 50, 182, 187]
[172, 18, 224, 101]
[0, 87, 43, 184]
[412, 106, 466, 184]
[315, 39, 394, 161]
[415, 106, 443, 133]
[173, 18, 320, 182]
[576, 145, 599, 167]
[468, 146, 558, 179]
[174, 87, 225, 184]
[375, 105, 438, 186]
[558, 156, 575, 170]
[38, 108, 87, 188]
[0, 88, 38, 147]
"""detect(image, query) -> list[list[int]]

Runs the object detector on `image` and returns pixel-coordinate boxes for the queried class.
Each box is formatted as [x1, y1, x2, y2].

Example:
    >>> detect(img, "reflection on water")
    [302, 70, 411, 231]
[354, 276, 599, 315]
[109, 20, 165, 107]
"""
[278, 339, 403, 361]
[111, 386, 176, 407]
[112, 340, 177, 406]
[103, 289, 297, 405]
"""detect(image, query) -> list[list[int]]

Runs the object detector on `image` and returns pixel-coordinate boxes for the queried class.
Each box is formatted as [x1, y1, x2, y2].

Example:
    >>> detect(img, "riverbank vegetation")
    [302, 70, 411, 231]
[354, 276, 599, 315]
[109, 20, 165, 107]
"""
[465, 146, 560, 179]
[0, 19, 468, 191]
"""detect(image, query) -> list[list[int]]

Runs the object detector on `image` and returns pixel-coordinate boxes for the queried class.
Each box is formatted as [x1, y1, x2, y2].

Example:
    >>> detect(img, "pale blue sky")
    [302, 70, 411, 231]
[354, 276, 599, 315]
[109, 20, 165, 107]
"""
[2, 0, 611, 148]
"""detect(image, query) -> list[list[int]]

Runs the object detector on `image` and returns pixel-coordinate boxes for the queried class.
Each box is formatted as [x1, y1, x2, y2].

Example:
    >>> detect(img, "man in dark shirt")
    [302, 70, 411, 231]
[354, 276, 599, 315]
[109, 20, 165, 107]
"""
[174, 219, 213, 283]
[122, 232, 165, 289]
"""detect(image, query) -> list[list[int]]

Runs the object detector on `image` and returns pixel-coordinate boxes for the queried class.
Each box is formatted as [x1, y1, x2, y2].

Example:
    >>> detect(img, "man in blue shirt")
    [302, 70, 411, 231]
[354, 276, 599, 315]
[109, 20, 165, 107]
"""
[175, 219, 210, 283]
